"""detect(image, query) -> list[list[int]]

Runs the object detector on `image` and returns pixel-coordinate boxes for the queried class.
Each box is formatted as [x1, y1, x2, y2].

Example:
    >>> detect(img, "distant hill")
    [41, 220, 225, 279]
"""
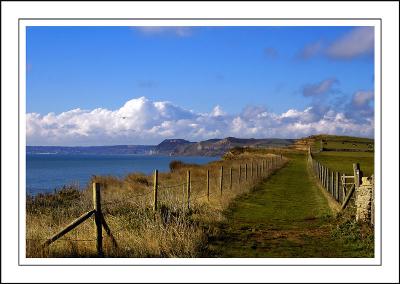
[27, 137, 296, 156]
[155, 139, 194, 154]
[154, 137, 295, 156]
[26, 145, 156, 155]
[291, 134, 374, 152]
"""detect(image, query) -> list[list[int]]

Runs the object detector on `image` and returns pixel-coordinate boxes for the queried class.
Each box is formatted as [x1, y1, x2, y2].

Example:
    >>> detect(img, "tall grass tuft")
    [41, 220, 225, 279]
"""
[26, 153, 287, 257]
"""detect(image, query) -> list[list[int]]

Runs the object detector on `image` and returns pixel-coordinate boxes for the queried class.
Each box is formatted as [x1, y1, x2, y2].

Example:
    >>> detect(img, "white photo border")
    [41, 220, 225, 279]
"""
[18, 18, 382, 267]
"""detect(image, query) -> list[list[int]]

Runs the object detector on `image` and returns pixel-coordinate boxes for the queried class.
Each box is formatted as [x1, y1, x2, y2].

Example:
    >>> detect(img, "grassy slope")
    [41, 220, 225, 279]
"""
[312, 151, 374, 176]
[307, 135, 374, 176]
[206, 153, 373, 257]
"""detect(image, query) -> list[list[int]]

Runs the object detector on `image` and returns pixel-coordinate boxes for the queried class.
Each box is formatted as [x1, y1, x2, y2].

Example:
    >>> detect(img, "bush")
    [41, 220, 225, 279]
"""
[169, 160, 185, 172]
[125, 173, 150, 186]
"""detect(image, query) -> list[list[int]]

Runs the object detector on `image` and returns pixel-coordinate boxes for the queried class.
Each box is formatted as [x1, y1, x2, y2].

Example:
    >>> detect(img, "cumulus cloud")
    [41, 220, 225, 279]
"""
[134, 26, 192, 37]
[297, 27, 374, 60]
[326, 27, 374, 59]
[26, 96, 374, 146]
[345, 90, 374, 123]
[296, 41, 323, 59]
[351, 90, 374, 108]
[302, 78, 339, 97]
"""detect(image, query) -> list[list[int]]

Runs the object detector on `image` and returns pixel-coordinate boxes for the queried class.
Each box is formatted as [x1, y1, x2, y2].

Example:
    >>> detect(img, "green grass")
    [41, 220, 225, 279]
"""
[309, 135, 374, 153]
[205, 153, 374, 257]
[312, 151, 374, 176]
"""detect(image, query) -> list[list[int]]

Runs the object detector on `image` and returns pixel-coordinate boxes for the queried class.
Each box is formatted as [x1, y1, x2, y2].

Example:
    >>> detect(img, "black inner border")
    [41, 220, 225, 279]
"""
[17, 18, 383, 267]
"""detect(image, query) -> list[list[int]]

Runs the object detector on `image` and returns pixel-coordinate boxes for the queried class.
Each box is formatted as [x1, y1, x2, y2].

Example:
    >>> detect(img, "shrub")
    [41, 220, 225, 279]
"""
[169, 160, 185, 172]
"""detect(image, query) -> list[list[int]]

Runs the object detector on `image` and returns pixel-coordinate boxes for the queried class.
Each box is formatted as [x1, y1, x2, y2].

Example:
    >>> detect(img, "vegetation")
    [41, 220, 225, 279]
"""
[26, 153, 284, 257]
[26, 135, 375, 258]
[312, 151, 374, 176]
[206, 152, 374, 257]
[307, 135, 374, 176]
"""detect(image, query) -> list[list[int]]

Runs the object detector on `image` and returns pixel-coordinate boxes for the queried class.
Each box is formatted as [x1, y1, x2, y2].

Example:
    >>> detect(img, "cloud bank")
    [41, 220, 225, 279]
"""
[326, 27, 374, 59]
[27, 96, 374, 146]
[297, 27, 374, 60]
[134, 26, 192, 37]
[302, 78, 339, 97]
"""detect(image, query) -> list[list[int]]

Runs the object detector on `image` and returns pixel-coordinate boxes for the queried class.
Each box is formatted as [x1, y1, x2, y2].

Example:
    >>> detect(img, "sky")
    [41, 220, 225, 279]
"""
[26, 26, 375, 146]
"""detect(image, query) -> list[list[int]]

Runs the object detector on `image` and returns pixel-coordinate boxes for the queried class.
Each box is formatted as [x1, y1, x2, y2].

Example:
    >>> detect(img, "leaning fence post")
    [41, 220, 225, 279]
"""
[93, 182, 103, 257]
[153, 169, 158, 211]
[187, 170, 191, 209]
[220, 166, 224, 196]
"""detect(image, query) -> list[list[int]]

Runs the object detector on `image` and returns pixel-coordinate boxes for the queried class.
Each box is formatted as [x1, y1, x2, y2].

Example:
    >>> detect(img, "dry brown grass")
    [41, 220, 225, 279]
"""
[26, 152, 287, 258]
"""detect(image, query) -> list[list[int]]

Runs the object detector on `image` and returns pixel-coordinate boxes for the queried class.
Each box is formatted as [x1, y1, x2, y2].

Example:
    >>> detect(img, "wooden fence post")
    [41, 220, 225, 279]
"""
[93, 182, 103, 257]
[251, 162, 254, 179]
[353, 163, 361, 188]
[325, 167, 328, 190]
[207, 169, 210, 202]
[325, 167, 329, 192]
[261, 161, 264, 176]
[230, 167, 233, 190]
[153, 169, 158, 211]
[318, 163, 321, 181]
[342, 173, 346, 203]
[256, 164, 258, 179]
[239, 165, 242, 184]
[187, 170, 191, 209]
[245, 164, 248, 181]
[335, 172, 339, 201]
[321, 165, 324, 185]
[220, 166, 224, 196]
[331, 171, 334, 195]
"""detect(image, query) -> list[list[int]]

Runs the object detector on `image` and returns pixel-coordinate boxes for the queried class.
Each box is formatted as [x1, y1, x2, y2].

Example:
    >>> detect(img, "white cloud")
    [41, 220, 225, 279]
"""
[134, 26, 192, 37]
[302, 78, 338, 97]
[326, 27, 374, 59]
[351, 90, 374, 108]
[26, 96, 374, 146]
[297, 41, 323, 59]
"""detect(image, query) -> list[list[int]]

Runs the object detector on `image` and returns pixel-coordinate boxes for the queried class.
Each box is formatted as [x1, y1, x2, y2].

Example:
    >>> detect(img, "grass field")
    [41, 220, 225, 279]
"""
[312, 151, 374, 176]
[205, 152, 374, 257]
[26, 135, 375, 258]
[26, 154, 285, 257]
[309, 135, 374, 176]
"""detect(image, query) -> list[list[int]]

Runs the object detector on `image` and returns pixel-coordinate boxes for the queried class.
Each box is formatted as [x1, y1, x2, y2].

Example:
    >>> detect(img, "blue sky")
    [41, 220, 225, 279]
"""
[26, 26, 375, 145]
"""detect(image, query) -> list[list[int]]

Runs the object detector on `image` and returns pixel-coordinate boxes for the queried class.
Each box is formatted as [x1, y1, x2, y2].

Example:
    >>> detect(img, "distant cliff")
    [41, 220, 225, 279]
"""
[27, 137, 295, 156]
[153, 137, 295, 156]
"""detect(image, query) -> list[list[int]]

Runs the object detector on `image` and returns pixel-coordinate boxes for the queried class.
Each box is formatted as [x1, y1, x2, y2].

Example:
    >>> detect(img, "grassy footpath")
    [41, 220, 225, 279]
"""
[205, 153, 373, 257]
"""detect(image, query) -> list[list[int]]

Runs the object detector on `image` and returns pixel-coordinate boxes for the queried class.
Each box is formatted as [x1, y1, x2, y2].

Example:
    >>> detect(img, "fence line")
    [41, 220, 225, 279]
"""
[307, 147, 362, 209]
[36, 154, 286, 257]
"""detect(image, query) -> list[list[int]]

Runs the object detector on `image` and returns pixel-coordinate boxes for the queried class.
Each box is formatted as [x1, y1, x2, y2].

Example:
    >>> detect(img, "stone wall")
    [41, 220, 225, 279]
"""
[355, 176, 374, 224]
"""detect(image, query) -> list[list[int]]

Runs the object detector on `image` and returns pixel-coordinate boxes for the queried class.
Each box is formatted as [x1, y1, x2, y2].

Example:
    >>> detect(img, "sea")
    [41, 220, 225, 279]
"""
[26, 154, 219, 196]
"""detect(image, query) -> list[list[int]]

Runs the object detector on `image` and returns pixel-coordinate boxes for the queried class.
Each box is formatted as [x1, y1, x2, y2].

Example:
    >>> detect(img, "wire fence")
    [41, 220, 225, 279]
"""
[27, 154, 286, 256]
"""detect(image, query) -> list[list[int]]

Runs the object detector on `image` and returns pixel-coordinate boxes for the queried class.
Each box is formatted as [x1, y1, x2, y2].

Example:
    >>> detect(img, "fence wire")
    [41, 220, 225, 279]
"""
[30, 156, 285, 254]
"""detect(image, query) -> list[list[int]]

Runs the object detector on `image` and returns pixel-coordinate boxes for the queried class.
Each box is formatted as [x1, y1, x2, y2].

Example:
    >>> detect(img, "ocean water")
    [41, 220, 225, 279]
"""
[26, 154, 219, 195]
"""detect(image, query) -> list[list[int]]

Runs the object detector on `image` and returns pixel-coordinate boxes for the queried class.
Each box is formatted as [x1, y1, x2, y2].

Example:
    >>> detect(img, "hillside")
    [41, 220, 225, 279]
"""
[156, 137, 295, 156]
[28, 137, 295, 156]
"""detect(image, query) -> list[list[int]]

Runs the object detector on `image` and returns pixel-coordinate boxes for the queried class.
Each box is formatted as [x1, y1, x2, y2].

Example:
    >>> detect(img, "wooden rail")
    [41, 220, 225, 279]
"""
[308, 147, 363, 210]
[40, 154, 286, 257]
